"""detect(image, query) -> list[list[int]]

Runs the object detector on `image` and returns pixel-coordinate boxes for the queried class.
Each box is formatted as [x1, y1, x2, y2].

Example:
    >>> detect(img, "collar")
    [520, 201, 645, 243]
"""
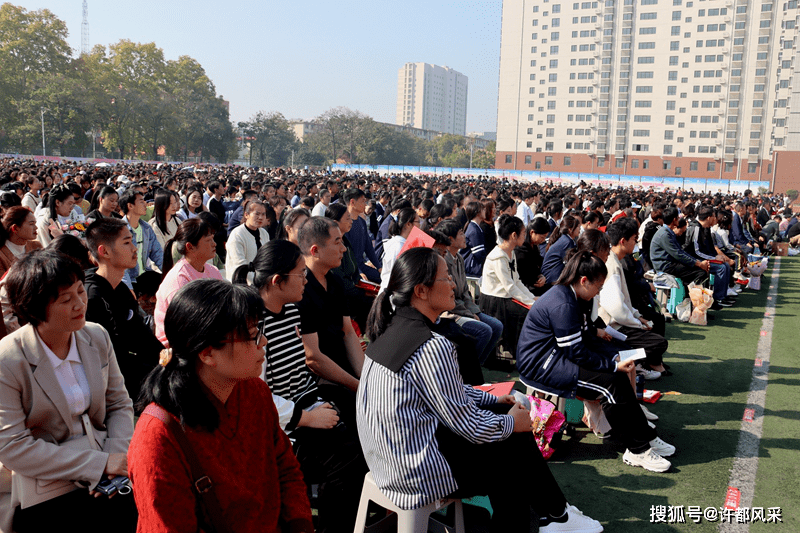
[366, 306, 434, 372]
[37, 330, 80, 369]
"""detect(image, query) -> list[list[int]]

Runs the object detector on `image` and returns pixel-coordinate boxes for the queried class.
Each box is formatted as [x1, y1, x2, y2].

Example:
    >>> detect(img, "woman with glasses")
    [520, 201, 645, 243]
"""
[232, 240, 366, 533]
[129, 279, 314, 533]
[224, 201, 269, 282]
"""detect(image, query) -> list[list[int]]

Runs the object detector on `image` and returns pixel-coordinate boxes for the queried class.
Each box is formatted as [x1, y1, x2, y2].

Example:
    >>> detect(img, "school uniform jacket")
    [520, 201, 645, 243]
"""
[541, 234, 576, 285]
[516, 284, 615, 398]
[460, 220, 487, 277]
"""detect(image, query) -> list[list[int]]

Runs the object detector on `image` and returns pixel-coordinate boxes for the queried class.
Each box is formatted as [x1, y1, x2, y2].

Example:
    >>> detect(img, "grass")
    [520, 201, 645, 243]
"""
[476, 259, 797, 532]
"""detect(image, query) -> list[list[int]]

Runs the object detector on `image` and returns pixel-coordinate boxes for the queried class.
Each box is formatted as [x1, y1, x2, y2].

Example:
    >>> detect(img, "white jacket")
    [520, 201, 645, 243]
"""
[225, 223, 269, 282]
[480, 246, 535, 305]
[598, 251, 642, 329]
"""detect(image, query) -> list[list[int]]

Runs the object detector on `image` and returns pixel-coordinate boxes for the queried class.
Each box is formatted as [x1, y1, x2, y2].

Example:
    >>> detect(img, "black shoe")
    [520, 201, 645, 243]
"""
[711, 301, 724, 311]
[717, 299, 734, 308]
[722, 297, 737, 305]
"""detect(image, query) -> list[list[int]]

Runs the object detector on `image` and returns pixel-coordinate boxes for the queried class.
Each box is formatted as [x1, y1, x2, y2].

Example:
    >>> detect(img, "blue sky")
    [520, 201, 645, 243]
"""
[16, 0, 503, 133]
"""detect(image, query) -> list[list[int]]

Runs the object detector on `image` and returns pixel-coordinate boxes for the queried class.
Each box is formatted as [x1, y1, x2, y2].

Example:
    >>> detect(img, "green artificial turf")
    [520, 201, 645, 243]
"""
[476, 260, 798, 532]
[750, 257, 800, 533]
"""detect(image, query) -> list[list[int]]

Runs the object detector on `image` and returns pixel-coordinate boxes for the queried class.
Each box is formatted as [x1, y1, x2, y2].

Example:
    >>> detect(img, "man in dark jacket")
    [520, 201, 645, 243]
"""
[85, 218, 163, 403]
[684, 206, 736, 306]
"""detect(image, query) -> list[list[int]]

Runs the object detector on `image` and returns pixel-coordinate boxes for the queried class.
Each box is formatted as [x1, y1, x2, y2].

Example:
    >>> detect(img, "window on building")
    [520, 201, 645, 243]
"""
[505, 155, 512, 164]
[545, 156, 553, 164]
[525, 155, 532, 164]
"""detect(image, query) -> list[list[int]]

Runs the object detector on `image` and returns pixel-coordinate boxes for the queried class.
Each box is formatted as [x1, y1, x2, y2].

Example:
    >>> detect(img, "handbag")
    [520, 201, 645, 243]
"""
[11, 413, 107, 509]
[142, 404, 233, 533]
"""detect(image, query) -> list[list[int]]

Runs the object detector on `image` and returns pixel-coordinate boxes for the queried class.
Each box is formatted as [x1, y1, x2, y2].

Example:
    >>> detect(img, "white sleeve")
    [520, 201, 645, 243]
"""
[598, 273, 641, 328]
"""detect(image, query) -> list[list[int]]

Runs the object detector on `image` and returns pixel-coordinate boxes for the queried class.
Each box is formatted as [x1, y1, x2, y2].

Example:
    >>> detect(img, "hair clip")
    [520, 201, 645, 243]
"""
[159, 348, 173, 367]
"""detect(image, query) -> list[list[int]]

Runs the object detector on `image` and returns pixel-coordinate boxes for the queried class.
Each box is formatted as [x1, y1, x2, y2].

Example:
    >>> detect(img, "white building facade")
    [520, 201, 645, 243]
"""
[396, 63, 469, 136]
[496, 0, 800, 184]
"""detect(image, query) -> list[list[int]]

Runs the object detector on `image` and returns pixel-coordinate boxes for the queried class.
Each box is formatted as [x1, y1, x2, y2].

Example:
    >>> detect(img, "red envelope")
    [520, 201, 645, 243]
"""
[474, 381, 515, 397]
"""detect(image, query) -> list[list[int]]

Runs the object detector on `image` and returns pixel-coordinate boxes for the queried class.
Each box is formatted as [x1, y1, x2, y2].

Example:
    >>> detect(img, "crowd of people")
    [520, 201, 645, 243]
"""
[0, 156, 795, 532]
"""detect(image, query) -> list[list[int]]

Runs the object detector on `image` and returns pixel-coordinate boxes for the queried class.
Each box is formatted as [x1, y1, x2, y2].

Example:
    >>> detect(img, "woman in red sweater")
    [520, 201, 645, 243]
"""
[128, 279, 313, 533]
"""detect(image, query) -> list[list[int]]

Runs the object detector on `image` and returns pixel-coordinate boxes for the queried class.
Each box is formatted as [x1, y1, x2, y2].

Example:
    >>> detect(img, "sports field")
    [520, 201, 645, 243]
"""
[477, 257, 798, 532]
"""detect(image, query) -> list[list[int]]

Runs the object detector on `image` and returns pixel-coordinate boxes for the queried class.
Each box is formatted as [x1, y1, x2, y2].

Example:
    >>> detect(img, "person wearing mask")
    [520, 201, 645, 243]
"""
[357, 247, 603, 532]
[225, 201, 269, 282]
[129, 280, 314, 533]
[516, 252, 676, 472]
[0, 250, 135, 532]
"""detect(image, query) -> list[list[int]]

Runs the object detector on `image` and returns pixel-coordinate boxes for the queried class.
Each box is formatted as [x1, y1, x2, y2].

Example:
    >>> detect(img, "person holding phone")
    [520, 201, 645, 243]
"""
[0, 250, 136, 532]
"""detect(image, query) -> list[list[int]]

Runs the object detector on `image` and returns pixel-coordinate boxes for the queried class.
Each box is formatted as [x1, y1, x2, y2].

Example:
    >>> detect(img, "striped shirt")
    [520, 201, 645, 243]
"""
[260, 304, 317, 403]
[356, 332, 513, 510]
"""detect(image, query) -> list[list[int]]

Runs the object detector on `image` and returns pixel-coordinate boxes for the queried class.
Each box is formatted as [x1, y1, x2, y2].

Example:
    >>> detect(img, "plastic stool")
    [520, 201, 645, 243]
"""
[353, 472, 465, 533]
[519, 375, 566, 413]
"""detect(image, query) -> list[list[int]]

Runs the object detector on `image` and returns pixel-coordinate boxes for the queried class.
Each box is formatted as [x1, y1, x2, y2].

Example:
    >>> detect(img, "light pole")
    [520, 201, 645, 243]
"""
[40, 108, 47, 156]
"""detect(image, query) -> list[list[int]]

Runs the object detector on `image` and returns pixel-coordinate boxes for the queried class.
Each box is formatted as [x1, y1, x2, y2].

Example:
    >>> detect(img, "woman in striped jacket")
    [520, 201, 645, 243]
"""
[356, 247, 603, 533]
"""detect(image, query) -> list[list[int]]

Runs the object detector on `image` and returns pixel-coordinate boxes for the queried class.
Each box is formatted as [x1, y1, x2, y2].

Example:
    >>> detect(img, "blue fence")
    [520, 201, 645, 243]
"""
[330, 164, 770, 193]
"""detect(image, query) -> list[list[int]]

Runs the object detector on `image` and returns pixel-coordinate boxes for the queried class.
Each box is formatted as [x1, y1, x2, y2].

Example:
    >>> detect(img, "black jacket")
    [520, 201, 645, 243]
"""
[84, 269, 163, 403]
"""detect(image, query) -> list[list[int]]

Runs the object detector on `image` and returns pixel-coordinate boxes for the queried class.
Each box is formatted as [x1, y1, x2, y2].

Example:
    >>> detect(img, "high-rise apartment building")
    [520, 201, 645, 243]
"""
[496, 0, 800, 186]
[396, 63, 469, 136]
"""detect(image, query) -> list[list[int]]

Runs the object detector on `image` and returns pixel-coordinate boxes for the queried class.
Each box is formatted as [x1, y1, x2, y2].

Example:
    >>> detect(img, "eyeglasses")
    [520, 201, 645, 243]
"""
[220, 329, 265, 347]
[284, 268, 308, 278]
[434, 276, 453, 283]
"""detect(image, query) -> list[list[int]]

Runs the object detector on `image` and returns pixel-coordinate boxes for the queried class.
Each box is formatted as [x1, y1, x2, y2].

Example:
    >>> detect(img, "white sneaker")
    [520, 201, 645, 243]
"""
[636, 365, 661, 380]
[649, 437, 676, 457]
[640, 404, 659, 421]
[648, 420, 656, 429]
[540, 503, 604, 533]
[623, 448, 671, 472]
[727, 287, 739, 297]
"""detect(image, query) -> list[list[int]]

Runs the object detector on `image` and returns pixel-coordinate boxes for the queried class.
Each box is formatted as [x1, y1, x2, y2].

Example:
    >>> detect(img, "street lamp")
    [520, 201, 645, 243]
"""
[40, 108, 48, 156]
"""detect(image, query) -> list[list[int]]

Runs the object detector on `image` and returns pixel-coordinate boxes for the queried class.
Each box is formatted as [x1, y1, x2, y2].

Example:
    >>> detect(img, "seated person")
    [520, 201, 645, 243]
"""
[84, 218, 163, 402]
[515, 217, 551, 296]
[516, 252, 676, 472]
[460, 201, 488, 276]
[541, 215, 581, 285]
[684, 206, 737, 308]
[296, 217, 365, 424]
[649, 207, 711, 298]
[640, 208, 663, 270]
[730, 202, 757, 254]
[479, 215, 535, 358]
[342, 189, 381, 283]
[233, 240, 367, 533]
[357, 247, 603, 532]
[438, 219, 503, 366]
[599, 218, 669, 374]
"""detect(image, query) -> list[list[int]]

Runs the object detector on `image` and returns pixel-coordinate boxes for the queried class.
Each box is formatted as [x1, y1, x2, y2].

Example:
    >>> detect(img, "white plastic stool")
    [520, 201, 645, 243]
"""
[353, 472, 465, 533]
[519, 375, 566, 413]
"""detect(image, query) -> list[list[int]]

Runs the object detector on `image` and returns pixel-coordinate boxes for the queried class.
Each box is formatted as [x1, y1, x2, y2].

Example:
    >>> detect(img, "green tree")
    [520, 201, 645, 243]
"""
[239, 112, 298, 167]
[0, 3, 71, 152]
[472, 141, 496, 169]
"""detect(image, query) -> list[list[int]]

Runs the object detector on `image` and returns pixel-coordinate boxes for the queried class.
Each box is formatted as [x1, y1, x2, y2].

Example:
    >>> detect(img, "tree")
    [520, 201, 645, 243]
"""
[472, 141, 496, 169]
[239, 112, 298, 167]
[0, 3, 72, 152]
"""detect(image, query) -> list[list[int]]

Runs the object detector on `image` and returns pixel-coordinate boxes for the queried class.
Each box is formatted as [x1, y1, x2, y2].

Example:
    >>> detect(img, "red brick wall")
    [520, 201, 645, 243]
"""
[495, 151, 774, 183]
[773, 151, 800, 194]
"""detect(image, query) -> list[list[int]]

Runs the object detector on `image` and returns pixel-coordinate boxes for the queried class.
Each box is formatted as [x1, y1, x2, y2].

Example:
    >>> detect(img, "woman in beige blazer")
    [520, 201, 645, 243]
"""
[0, 249, 136, 532]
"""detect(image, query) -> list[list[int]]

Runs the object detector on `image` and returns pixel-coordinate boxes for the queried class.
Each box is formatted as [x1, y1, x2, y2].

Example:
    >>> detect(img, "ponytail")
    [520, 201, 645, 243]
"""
[546, 214, 580, 252]
[556, 250, 607, 286]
